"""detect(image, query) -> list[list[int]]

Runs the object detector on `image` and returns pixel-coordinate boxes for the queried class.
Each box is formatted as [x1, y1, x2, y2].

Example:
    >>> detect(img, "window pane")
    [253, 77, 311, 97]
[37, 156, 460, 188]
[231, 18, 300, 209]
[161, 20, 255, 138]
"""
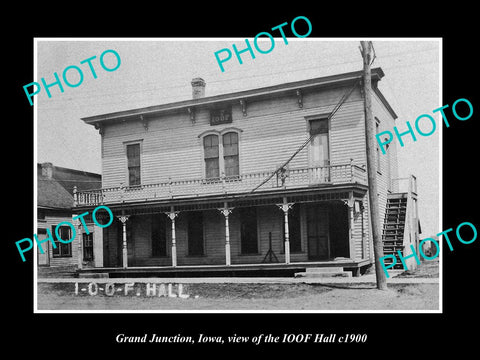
[310, 119, 328, 135]
[204, 135, 219, 178]
[83, 233, 94, 261]
[59, 226, 71, 242]
[223, 132, 238, 156]
[61, 242, 72, 256]
[127, 144, 141, 185]
[205, 158, 220, 178]
[224, 156, 239, 176]
[311, 133, 329, 166]
[127, 144, 140, 166]
[204, 135, 219, 158]
[129, 166, 140, 186]
[223, 132, 239, 176]
[204, 146, 219, 159]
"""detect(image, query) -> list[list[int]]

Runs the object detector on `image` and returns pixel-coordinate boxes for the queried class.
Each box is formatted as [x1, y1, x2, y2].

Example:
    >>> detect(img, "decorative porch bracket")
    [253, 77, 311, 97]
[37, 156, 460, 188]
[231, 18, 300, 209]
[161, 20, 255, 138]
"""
[218, 204, 234, 266]
[187, 107, 195, 124]
[239, 99, 247, 116]
[276, 198, 294, 264]
[117, 215, 130, 269]
[140, 114, 148, 131]
[296, 89, 303, 108]
[165, 209, 180, 267]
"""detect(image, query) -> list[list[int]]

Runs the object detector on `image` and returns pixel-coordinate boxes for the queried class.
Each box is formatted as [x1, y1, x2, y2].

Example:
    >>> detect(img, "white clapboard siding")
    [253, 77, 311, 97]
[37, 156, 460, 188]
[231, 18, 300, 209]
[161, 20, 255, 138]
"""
[371, 92, 399, 242]
[101, 85, 368, 188]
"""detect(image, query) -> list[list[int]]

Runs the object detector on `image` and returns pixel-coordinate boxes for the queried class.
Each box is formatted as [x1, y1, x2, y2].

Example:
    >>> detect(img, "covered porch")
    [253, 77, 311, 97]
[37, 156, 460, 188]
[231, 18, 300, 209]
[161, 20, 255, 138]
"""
[75, 183, 372, 277]
[77, 258, 372, 278]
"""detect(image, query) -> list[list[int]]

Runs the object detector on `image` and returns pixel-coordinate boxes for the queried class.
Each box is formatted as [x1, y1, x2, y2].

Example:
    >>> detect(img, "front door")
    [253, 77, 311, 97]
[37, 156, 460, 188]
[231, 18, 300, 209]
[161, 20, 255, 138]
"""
[307, 204, 330, 260]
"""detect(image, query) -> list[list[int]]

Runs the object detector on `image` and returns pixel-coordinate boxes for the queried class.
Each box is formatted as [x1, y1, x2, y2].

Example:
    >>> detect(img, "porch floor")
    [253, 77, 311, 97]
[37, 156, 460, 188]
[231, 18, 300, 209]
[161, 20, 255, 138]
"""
[77, 259, 372, 278]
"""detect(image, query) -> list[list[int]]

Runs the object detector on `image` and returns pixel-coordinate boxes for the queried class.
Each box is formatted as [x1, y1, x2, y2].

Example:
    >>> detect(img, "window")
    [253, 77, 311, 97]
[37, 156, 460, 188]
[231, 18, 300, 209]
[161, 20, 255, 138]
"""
[223, 132, 239, 176]
[83, 233, 94, 261]
[151, 214, 167, 257]
[239, 207, 258, 254]
[187, 211, 204, 256]
[203, 135, 220, 179]
[52, 225, 72, 257]
[126, 143, 141, 186]
[309, 119, 329, 167]
[202, 130, 240, 179]
[282, 205, 302, 253]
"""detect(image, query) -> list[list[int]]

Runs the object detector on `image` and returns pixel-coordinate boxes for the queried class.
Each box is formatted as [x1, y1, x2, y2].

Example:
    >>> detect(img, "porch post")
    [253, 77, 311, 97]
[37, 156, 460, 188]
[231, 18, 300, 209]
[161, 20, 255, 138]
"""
[117, 215, 130, 269]
[349, 204, 356, 259]
[165, 206, 179, 267]
[277, 197, 294, 264]
[345, 192, 357, 260]
[218, 202, 234, 266]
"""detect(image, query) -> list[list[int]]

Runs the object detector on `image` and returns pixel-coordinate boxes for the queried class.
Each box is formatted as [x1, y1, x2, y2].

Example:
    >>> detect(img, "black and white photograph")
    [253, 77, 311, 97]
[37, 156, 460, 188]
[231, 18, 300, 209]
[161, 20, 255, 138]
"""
[33, 38, 441, 312]
[6, 8, 479, 355]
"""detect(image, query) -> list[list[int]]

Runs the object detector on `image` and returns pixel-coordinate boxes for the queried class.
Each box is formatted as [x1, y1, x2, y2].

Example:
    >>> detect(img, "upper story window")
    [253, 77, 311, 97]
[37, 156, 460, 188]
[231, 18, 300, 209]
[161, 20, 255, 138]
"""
[222, 132, 239, 177]
[203, 134, 220, 179]
[126, 142, 141, 186]
[309, 118, 330, 167]
[201, 129, 241, 179]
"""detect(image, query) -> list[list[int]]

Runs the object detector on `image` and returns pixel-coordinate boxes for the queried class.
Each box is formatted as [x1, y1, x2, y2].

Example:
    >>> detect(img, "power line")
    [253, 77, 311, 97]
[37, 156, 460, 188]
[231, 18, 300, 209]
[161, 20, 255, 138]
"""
[231, 78, 361, 203]
[36, 46, 439, 110]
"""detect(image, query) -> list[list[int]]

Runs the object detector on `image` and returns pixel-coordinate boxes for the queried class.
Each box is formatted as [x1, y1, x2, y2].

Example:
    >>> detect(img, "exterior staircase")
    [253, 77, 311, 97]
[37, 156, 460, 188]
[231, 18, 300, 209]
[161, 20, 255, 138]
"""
[382, 175, 420, 271]
[382, 194, 407, 269]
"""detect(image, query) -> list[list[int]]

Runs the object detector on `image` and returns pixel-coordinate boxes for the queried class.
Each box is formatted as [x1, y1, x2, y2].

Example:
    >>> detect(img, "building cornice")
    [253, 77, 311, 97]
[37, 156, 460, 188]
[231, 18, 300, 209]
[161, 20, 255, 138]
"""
[81, 68, 396, 125]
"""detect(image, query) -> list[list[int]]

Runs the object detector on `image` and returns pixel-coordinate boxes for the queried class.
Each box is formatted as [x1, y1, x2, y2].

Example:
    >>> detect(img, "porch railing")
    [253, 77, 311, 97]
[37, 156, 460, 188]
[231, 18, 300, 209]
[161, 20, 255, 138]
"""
[74, 163, 367, 207]
[391, 175, 417, 195]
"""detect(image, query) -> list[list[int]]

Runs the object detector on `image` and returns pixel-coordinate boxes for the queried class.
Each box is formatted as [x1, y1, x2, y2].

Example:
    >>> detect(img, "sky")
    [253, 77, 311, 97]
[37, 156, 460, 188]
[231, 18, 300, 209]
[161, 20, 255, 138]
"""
[35, 38, 440, 236]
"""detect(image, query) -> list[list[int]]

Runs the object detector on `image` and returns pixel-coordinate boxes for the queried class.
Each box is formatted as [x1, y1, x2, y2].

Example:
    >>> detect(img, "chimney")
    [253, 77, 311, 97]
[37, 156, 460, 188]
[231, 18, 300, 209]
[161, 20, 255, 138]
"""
[41, 162, 54, 179]
[191, 77, 206, 99]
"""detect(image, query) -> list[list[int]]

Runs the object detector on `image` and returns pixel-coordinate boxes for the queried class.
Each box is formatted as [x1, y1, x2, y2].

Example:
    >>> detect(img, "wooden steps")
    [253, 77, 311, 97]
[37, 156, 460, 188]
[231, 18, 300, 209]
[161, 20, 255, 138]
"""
[294, 267, 352, 278]
[382, 196, 407, 269]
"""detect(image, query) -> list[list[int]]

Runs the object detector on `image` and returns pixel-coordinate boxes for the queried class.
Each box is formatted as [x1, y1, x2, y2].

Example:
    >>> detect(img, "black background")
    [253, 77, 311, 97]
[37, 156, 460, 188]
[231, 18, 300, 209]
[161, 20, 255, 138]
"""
[6, 5, 478, 355]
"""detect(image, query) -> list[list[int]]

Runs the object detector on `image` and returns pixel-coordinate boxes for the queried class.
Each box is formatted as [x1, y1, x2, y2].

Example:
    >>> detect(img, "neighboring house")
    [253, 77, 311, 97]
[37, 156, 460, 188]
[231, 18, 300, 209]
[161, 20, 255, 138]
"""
[73, 68, 420, 276]
[37, 163, 101, 267]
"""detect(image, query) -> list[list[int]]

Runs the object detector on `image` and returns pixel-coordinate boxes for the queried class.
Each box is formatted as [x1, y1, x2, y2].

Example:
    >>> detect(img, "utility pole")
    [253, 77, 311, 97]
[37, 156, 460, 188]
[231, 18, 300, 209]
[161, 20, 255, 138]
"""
[360, 41, 388, 290]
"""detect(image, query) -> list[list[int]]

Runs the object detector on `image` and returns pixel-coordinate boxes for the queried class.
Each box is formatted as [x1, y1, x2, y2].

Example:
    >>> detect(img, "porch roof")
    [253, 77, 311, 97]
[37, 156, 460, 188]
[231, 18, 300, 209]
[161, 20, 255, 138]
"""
[75, 182, 368, 215]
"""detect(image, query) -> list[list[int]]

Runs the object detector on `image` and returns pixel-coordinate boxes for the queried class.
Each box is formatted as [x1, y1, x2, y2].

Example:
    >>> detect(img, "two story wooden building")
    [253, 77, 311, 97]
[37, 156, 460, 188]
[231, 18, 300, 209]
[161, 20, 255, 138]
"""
[73, 68, 420, 277]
